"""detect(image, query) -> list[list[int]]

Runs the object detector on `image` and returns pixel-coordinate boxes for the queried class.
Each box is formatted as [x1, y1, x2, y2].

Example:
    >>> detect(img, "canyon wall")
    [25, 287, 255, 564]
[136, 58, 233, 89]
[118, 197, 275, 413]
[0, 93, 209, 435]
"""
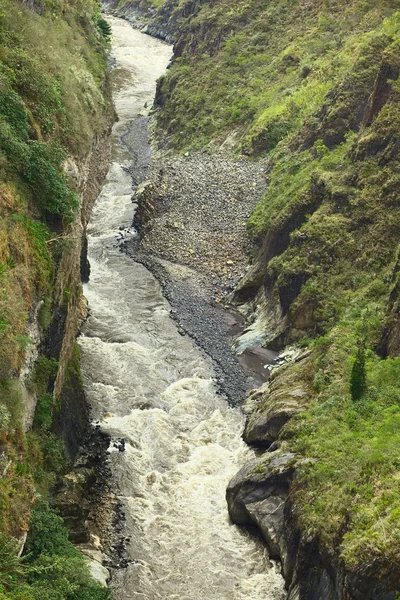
[0, 2, 114, 597]
[105, 0, 400, 597]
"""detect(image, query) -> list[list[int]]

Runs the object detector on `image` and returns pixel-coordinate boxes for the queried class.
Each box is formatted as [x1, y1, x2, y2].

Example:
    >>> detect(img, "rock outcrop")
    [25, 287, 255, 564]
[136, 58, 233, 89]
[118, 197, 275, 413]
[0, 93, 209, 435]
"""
[227, 446, 399, 600]
[242, 361, 310, 447]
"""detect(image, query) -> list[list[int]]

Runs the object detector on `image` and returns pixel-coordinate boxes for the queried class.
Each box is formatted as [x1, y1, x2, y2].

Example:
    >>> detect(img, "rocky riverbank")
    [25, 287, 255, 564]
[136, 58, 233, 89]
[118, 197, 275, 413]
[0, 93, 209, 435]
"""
[122, 129, 278, 402]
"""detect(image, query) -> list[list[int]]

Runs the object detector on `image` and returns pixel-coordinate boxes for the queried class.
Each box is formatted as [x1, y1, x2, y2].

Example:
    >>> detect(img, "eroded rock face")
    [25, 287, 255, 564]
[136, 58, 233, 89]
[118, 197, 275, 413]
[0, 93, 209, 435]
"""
[244, 385, 308, 448]
[228, 367, 399, 600]
[227, 452, 296, 575]
[242, 361, 310, 447]
[227, 449, 400, 600]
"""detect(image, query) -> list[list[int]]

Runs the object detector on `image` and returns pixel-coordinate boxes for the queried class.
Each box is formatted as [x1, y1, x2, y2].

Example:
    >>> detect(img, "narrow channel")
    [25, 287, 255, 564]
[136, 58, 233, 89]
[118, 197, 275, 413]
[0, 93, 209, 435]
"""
[79, 16, 285, 600]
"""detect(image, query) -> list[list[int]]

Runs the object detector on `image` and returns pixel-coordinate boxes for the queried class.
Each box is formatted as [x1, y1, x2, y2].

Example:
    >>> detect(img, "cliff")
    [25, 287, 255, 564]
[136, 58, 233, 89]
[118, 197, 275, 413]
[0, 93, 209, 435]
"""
[106, 0, 400, 597]
[0, 1, 114, 598]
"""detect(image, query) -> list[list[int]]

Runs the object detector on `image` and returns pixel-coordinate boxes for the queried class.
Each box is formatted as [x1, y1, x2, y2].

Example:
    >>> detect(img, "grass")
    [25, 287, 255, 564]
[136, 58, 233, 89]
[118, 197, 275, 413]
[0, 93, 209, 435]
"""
[285, 317, 400, 569]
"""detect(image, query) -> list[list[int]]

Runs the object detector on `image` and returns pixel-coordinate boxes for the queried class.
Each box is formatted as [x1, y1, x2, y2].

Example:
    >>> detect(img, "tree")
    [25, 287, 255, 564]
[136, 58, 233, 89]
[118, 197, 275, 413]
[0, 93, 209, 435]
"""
[350, 337, 366, 401]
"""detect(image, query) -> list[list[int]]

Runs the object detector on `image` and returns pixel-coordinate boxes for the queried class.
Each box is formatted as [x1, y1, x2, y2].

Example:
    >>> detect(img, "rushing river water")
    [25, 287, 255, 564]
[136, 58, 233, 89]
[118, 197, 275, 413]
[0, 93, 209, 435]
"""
[79, 16, 285, 600]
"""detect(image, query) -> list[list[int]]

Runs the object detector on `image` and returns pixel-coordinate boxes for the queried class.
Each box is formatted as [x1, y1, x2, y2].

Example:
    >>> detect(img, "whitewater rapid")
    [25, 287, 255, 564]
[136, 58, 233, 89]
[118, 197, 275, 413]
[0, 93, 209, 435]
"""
[79, 16, 285, 600]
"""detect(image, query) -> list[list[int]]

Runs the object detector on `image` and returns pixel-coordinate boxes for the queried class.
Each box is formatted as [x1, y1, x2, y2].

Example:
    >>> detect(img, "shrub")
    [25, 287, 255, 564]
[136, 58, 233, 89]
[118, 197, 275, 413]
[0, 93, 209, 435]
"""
[37, 433, 65, 475]
[96, 17, 112, 38]
[34, 358, 58, 396]
[33, 394, 54, 430]
[22, 141, 79, 220]
[24, 503, 72, 560]
[0, 405, 10, 432]
[0, 536, 24, 590]
[23, 504, 112, 600]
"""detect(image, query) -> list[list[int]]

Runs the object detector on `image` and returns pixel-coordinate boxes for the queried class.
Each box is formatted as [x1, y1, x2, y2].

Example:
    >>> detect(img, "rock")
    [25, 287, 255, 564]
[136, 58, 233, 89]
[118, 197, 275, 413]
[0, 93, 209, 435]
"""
[246, 497, 285, 558]
[227, 446, 399, 599]
[53, 468, 93, 544]
[227, 451, 296, 574]
[85, 556, 110, 587]
[243, 371, 309, 447]
[244, 393, 307, 447]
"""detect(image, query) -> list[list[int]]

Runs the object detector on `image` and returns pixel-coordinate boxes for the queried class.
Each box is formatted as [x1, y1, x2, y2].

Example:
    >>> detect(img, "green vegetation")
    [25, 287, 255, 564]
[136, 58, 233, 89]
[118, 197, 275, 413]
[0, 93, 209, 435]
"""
[0, 503, 111, 600]
[0, 0, 110, 220]
[284, 320, 400, 569]
[350, 337, 367, 401]
[0, 1, 112, 598]
[146, 0, 400, 578]
[155, 0, 399, 152]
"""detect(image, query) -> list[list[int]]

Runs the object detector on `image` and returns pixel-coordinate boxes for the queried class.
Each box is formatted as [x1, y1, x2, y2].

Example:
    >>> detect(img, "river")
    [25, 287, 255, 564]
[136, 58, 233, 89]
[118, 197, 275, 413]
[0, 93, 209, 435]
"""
[79, 15, 285, 600]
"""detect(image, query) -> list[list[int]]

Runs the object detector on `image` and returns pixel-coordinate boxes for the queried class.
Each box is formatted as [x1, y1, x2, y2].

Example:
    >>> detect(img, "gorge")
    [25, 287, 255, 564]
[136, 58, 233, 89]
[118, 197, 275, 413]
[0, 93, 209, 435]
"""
[1, 1, 400, 600]
[81, 16, 285, 599]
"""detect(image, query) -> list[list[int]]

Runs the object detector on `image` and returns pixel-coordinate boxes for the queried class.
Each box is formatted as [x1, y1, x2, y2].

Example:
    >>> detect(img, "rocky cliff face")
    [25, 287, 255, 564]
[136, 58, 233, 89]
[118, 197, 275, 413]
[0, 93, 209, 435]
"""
[50, 126, 113, 458]
[104, 0, 208, 46]
[0, 0, 114, 574]
[227, 447, 400, 600]
[105, 0, 400, 597]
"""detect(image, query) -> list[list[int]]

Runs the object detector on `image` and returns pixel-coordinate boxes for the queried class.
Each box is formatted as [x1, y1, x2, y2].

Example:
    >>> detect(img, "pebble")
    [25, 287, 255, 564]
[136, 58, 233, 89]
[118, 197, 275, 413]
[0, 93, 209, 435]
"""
[137, 151, 269, 294]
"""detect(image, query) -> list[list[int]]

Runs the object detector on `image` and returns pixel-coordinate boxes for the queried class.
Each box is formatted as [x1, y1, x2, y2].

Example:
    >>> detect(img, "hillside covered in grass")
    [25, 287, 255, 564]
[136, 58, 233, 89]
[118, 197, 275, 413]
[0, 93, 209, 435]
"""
[110, 0, 400, 593]
[0, 0, 113, 598]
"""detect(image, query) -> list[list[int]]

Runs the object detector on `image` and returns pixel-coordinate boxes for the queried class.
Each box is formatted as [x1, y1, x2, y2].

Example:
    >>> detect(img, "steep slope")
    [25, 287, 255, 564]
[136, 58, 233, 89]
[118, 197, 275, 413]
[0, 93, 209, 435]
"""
[0, 1, 114, 598]
[107, 0, 400, 597]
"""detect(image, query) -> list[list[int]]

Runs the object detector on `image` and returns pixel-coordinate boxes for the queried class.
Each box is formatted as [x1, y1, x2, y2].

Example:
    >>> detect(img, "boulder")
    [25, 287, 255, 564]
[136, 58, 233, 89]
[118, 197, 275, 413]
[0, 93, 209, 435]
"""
[243, 366, 310, 447]
[227, 451, 296, 575]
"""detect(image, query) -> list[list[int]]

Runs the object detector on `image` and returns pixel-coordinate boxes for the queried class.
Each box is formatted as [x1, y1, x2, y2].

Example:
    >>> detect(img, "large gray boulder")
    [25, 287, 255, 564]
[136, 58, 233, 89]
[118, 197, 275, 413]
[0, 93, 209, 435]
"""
[243, 367, 310, 447]
[227, 451, 296, 576]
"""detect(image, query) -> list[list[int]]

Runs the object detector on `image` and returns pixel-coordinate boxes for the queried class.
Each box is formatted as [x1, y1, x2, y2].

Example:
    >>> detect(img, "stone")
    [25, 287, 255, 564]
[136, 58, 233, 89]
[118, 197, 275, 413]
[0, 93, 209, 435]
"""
[85, 556, 110, 587]
[243, 379, 309, 447]
[226, 451, 296, 575]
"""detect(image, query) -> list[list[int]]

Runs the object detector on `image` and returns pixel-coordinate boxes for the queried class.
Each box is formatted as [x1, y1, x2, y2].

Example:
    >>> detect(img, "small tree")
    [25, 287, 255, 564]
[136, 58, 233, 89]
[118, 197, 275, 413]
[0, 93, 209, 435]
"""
[350, 338, 366, 401]
[97, 17, 112, 38]
[0, 535, 25, 590]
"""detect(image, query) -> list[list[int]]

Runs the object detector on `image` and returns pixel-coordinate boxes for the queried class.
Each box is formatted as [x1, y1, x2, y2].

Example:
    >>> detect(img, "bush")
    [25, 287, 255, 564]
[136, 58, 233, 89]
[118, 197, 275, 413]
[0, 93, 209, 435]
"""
[96, 17, 112, 39]
[33, 394, 54, 430]
[0, 76, 29, 139]
[37, 433, 65, 475]
[22, 141, 79, 220]
[0, 405, 10, 432]
[0, 536, 25, 590]
[24, 503, 72, 560]
[22, 504, 112, 600]
[34, 358, 58, 396]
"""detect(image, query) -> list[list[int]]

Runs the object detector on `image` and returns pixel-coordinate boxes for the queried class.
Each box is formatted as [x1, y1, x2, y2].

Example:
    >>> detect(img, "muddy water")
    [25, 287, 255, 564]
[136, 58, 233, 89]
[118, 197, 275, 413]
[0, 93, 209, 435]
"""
[79, 16, 285, 600]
